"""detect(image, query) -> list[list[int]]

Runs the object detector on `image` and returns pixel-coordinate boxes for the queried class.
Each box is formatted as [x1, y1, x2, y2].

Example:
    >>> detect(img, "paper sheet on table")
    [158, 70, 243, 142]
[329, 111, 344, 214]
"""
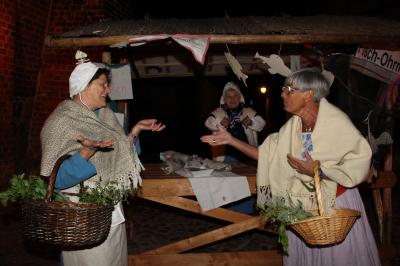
[187, 170, 251, 212]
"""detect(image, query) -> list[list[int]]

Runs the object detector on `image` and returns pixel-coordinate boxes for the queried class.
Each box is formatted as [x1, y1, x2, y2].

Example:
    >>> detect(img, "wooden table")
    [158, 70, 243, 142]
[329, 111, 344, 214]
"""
[128, 163, 282, 266]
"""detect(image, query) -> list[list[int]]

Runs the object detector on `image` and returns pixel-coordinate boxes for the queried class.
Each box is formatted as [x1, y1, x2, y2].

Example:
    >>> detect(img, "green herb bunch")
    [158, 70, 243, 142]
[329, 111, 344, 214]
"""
[259, 198, 315, 253]
[0, 174, 68, 206]
[79, 181, 138, 206]
[0, 175, 139, 207]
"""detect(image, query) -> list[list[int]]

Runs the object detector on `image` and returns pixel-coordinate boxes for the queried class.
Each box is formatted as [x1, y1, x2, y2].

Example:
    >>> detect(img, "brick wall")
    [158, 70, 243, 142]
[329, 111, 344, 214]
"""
[13, 0, 51, 174]
[0, 1, 16, 187]
[0, 0, 140, 178]
[29, 0, 106, 173]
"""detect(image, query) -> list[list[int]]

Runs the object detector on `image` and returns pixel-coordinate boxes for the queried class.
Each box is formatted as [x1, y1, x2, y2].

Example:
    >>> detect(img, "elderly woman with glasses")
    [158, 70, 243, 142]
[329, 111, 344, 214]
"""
[40, 55, 165, 266]
[201, 68, 380, 266]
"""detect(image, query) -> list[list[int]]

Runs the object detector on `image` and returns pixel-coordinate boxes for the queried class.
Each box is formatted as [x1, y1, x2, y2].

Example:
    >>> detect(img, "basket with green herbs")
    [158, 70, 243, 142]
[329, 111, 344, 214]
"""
[259, 198, 315, 253]
[260, 160, 360, 253]
[0, 154, 136, 248]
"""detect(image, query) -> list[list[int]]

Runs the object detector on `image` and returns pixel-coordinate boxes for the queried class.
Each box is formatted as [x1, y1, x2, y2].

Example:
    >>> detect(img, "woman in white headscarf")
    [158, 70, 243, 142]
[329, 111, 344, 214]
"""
[204, 81, 266, 214]
[40, 58, 165, 266]
[201, 69, 380, 266]
[204, 81, 266, 162]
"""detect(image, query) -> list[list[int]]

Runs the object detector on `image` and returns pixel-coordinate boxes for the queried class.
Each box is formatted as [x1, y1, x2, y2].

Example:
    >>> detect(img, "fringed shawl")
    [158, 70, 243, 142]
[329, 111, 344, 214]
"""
[257, 98, 371, 211]
[40, 100, 143, 190]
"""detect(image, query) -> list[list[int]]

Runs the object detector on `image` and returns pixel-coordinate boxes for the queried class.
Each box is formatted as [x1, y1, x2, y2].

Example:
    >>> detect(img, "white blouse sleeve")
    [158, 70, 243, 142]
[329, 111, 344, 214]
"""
[249, 115, 266, 132]
[204, 115, 220, 131]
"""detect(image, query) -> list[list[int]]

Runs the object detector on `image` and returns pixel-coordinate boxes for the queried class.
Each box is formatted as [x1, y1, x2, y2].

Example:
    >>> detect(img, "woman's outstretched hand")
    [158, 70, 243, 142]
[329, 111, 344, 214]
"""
[130, 119, 166, 138]
[200, 125, 232, 146]
[77, 135, 114, 160]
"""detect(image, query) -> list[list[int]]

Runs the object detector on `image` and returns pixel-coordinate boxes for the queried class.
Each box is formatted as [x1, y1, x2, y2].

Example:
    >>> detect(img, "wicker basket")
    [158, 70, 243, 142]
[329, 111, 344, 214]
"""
[290, 161, 360, 245]
[21, 155, 114, 248]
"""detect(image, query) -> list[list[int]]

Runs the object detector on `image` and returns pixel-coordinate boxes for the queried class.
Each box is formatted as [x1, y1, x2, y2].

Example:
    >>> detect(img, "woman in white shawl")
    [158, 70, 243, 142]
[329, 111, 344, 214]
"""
[201, 69, 380, 266]
[40, 57, 165, 266]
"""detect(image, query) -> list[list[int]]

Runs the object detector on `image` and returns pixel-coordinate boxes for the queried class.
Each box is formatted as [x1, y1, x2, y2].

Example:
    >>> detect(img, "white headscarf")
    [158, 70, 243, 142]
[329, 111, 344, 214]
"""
[219, 81, 245, 105]
[69, 62, 102, 98]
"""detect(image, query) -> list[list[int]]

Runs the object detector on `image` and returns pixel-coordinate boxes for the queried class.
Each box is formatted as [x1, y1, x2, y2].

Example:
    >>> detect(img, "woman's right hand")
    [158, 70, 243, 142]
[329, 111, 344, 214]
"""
[77, 135, 114, 160]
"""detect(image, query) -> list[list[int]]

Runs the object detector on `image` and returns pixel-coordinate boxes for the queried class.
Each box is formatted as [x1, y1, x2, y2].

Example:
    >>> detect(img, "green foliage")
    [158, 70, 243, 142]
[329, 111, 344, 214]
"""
[0, 174, 139, 207]
[79, 181, 138, 206]
[259, 198, 315, 253]
[0, 174, 68, 206]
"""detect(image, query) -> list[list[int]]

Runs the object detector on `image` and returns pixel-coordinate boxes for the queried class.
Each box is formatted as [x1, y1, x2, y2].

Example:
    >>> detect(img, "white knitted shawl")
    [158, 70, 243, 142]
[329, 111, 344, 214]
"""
[257, 98, 372, 211]
[40, 100, 143, 190]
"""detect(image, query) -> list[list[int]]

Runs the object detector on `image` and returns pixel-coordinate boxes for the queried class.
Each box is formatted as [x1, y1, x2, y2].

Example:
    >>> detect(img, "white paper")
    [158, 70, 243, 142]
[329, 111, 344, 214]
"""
[188, 171, 251, 212]
[109, 64, 133, 100]
[190, 169, 214, 177]
[114, 112, 125, 128]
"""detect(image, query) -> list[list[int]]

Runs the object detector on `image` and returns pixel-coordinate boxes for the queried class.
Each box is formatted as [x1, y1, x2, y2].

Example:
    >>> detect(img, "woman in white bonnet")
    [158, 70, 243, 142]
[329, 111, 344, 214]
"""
[40, 52, 165, 266]
[204, 81, 266, 163]
[204, 81, 266, 214]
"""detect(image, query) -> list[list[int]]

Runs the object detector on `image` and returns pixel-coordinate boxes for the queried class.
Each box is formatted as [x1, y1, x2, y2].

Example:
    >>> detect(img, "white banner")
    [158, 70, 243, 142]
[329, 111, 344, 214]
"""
[351, 48, 400, 83]
[354, 48, 400, 74]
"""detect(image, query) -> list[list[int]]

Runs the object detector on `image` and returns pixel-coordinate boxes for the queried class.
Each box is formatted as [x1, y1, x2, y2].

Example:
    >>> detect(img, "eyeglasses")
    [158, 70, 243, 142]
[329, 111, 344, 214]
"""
[281, 85, 300, 94]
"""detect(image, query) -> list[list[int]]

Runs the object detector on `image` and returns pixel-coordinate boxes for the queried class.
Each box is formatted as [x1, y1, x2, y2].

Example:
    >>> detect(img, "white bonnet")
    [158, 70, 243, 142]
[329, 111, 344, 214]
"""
[69, 62, 101, 98]
[219, 81, 245, 105]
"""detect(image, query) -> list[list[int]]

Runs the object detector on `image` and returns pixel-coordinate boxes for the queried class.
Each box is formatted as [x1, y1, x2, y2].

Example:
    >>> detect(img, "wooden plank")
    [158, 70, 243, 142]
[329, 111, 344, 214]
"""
[139, 164, 257, 197]
[129, 250, 282, 266]
[45, 34, 400, 49]
[141, 196, 276, 234]
[143, 216, 265, 254]
[383, 188, 393, 244]
[372, 189, 384, 243]
[140, 178, 195, 196]
[140, 176, 256, 196]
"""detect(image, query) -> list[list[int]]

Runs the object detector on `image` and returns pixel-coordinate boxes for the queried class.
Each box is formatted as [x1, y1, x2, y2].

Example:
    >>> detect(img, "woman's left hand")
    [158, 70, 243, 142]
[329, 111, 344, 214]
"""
[130, 119, 166, 137]
[287, 151, 314, 177]
[241, 116, 252, 128]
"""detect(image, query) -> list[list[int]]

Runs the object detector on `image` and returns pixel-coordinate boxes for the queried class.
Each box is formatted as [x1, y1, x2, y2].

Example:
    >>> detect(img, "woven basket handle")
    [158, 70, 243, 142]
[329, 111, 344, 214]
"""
[45, 154, 71, 203]
[313, 160, 325, 216]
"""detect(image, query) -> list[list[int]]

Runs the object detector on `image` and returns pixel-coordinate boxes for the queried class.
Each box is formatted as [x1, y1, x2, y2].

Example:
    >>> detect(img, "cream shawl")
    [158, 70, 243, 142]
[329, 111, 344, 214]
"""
[40, 100, 143, 190]
[257, 98, 371, 211]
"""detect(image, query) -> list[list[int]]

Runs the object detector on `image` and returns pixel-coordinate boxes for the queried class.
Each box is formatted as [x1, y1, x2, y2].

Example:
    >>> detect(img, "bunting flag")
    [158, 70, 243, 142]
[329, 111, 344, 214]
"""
[125, 34, 210, 65]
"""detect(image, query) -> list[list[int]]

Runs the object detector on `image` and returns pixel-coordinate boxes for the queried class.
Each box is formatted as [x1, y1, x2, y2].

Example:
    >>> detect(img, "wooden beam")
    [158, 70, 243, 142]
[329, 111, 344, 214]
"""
[143, 216, 265, 254]
[141, 196, 276, 234]
[45, 34, 400, 49]
[129, 250, 283, 266]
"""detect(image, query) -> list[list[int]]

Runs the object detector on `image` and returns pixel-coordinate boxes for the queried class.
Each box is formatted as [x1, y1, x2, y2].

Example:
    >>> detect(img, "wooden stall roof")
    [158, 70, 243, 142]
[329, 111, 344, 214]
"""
[46, 16, 400, 49]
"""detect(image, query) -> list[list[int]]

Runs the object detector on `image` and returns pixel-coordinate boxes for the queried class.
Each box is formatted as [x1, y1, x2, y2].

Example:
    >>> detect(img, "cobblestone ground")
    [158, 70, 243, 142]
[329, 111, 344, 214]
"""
[0, 184, 399, 265]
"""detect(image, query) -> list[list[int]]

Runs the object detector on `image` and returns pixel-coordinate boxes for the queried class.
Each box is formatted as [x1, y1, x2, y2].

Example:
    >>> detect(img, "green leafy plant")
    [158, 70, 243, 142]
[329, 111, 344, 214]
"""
[79, 181, 138, 206]
[259, 198, 315, 253]
[0, 174, 68, 206]
[0, 174, 140, 207]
